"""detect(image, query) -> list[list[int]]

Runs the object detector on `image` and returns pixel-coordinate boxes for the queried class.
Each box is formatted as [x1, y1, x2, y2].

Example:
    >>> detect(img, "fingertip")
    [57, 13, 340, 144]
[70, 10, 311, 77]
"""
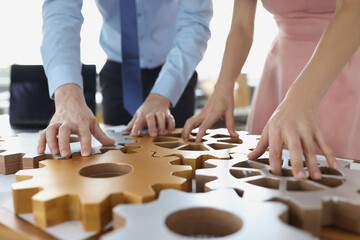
[332, 159, 338, 169]
[296, 170, 307, 179]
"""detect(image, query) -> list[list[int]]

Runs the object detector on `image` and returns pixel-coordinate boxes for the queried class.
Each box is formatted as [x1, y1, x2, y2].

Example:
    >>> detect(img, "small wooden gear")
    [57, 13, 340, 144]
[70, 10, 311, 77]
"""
[126, 128, 260, 176]
[0, 130, 133, 174]
[103, 188, 313, 240]
[12, 149, 192, 231]
[196, 153, 360, 236]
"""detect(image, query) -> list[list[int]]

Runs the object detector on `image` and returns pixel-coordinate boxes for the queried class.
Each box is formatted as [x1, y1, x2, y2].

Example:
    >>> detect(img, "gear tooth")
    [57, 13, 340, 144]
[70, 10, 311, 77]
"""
[12, 179, 42, 214]
[106, 189, 313, 240]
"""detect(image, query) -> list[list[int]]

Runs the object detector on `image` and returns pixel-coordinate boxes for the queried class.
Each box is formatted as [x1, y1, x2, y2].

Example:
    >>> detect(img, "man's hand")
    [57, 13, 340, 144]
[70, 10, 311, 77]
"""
[247, 96, 337, 180]
[37, 84, 115, 157]
[182, 86, 238, 143]
[123, 93, 175, 137]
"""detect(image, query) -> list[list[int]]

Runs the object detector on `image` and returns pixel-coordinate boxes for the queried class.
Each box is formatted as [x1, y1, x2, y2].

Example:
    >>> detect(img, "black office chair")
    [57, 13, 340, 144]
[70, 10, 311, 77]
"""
[9, 64, 96, 129]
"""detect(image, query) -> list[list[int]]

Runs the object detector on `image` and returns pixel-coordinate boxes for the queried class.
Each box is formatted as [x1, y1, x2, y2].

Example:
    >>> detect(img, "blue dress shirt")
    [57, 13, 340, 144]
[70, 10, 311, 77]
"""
[41, 0, 212, 107]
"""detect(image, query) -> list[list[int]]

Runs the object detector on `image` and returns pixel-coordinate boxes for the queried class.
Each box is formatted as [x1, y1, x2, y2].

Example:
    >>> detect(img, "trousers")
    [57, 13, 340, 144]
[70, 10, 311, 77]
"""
[99, 60, 198, 127]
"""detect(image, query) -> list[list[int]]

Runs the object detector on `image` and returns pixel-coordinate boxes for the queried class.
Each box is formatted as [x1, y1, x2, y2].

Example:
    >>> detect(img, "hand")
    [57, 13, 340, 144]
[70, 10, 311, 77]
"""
[37, 84, 115, 157]
[182, 86, 238, 142]
[247, 96, 337, 180]
[123, 93, 175, 137]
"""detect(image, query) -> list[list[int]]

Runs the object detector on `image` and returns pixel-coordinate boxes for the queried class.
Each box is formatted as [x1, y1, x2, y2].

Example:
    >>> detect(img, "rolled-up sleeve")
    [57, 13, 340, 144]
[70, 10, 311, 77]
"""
[41, 0, 84, 98]
[150, 0, 213, 107]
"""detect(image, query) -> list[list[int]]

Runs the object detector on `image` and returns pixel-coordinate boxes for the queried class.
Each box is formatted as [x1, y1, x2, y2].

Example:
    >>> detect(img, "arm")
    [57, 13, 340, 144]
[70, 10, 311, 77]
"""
[248, 0, 360, 180]
[124, 0, 213, 137]
[38, 0, 114, 157]
[182, 0, 257, 142]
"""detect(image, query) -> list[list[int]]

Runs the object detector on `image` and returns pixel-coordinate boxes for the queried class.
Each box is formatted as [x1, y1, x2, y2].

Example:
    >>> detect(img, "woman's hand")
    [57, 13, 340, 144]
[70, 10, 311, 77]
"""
[248, 96, 337, 180]
[182, 86, 238, 142]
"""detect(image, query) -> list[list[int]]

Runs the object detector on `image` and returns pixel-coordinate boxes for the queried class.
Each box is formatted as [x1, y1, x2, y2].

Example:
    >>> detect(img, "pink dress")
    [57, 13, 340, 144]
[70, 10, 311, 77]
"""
[246, 0, 360, 160]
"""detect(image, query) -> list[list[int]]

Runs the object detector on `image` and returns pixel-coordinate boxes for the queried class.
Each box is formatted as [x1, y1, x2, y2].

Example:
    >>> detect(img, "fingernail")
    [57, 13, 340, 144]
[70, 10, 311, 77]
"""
[297, 170, 306, 179]
[61, 150, 69, 157]
[333, 161, 338, 169]
[82, 150, 90, 156]
[313, 171, 321, 180]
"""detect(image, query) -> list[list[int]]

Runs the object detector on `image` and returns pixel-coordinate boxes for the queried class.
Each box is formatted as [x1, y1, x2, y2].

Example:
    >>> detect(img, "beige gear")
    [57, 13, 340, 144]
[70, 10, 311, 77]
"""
[0, 130, 133, 174]
[196, 153, 360, 236]
[103, 188, 314, 240]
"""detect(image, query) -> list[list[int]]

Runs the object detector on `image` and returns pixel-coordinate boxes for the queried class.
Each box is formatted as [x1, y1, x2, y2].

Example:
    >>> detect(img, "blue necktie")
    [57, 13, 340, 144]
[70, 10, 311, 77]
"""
[120, 0, 143, 116]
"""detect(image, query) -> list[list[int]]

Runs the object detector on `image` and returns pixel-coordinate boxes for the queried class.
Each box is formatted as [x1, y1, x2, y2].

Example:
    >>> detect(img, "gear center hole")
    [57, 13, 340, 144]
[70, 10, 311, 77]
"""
[79, 163, 133, 178]
[166, 207, 242, 238]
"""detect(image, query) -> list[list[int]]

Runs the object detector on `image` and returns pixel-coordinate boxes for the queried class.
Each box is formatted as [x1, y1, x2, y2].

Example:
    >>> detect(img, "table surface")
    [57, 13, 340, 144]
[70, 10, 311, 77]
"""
[0, 114, 359, 240]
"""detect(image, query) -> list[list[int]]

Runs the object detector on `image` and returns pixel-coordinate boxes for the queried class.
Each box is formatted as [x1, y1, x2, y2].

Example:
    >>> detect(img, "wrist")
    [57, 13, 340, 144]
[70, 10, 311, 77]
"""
[147, 93, 171, 108]
[54, 84, 86, 110]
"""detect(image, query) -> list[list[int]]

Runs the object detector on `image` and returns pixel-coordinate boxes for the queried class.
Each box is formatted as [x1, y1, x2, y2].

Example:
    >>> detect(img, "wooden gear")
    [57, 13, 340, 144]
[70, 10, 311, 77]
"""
[196, 153, 360, 236]
[12, 149, 192, 231]
[0, 130, 133, 175]
[126, 128, 260, 176]
[103, 188, 314, 240]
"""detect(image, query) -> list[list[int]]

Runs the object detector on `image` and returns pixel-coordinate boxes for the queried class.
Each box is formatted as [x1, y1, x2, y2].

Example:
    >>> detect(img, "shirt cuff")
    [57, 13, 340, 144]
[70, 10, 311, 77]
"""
[47, 64, 83, 99]
[150, 71, 186, 108]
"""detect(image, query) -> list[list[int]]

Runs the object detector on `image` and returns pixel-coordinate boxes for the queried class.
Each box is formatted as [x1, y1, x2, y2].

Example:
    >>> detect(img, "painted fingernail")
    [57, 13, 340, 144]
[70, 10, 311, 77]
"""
[61, 150, 69, 157]
[313, 171, 321, 180]
[297, 170, 306, 179]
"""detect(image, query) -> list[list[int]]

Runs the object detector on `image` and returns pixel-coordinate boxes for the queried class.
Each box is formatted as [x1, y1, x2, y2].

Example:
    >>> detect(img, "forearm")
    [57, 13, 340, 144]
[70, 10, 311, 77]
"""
[215, 0, 256, 92]
[151, 0, 212, 106]
[41, 0, 84, 98]
[285, 0, 360, 106]
[216, 27, 254, 92]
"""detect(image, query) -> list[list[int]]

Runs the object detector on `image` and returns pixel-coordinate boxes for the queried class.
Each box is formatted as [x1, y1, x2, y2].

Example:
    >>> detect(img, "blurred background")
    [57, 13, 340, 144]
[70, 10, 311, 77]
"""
[0, 0, 277, 129]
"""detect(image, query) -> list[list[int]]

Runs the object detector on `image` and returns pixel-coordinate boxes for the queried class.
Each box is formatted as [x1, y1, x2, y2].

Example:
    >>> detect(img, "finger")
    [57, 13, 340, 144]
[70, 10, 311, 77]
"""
[58, 123, 72, 157]
[92, 122, 115, 146]
[287, 137, 306, 179]
[301, 134, 321, 180]
[146, 114, 157, 137]
[225, 109, 238, 138]
[46, 123, 61, 154]
[131, 116, 146, 137]
[196, 116, 219, 143]
[77, 126, 92, 156]
[314, 128, 337, 169]
[123, 116, 136, 133]
[196, 123, 210, 143]
[182, 115, 203, 139]
[37, 130, 47, 154]
[268, 128, 283, 176]
[155, 112, 166, 135]
[248, 126, 269, 159]
[166, 113, 175, 133]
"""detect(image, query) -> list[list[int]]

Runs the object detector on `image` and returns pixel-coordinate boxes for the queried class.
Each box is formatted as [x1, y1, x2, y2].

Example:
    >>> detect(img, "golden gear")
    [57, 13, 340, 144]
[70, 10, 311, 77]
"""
[12, 150, 192, 231]
[126, 128, 260, 176]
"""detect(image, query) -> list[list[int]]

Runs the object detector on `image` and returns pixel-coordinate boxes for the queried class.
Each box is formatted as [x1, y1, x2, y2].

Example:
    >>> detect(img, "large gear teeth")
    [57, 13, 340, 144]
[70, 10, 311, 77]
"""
[102, 189, 314, 240]
[12, 150, 192, 231]
[196, 153, 360, 236]
[125, 128, 260, 176]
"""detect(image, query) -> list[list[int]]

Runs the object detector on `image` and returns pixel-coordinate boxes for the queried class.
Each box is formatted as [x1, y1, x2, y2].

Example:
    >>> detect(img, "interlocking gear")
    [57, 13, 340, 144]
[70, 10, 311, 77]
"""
[196, 153, 360, 236]
[103, 188, 313, 240]
[126, 128, 260, 176]
[0, 130, 133, 174]
[12, 149, 192, 231]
